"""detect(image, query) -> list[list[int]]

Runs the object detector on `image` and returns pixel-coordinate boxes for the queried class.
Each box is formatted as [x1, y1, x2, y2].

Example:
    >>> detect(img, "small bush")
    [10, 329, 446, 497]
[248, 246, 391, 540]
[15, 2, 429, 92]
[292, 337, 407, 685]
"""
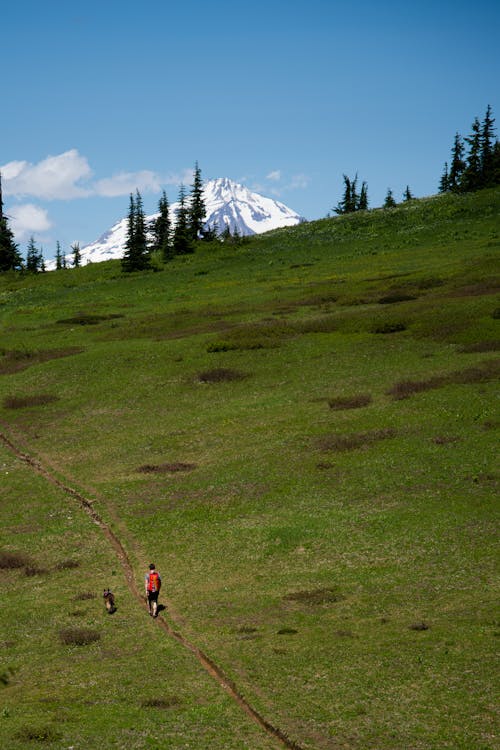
[378, 293, 417, 304]
[328, 394, 372, 410]
[388, 360, 500, 400]
[55, 559, 79, 570]
[458, 340, 500, 353]
[57, 313, 123, 326]
[277, 628, 298, 635]
[294, 315, 339, 334]
[3, 394, 59, 409]
[137, 462, 197, 473]
[59, 628, 100, 646]
[432, 436, 461, 445]
[141, 697, 181, 709]
[284, 588, 343, 605]
[0, 550, 32, 569]
[316, 428, 396, 452]
[16, 726, 62, 743]
[198, 368, 247, 383]
[492, 308, 500, 319]
[372, 322, 407, 334]
[24, 566, 49, 577]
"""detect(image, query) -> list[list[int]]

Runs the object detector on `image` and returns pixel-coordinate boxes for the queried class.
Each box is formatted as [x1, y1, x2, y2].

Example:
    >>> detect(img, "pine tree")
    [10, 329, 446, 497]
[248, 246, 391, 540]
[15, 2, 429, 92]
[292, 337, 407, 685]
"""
[121, 191, 150, 271]
[480, 104, 496, 187]
[71, 242, 82, 268]
[461, 117, 482, 192]
[358, 181, 369, 210]
[26, 236, 43, 273]
[55, 241, 63, 270]
[152, 191, 172, 261]
[448, 133, 466, 191]
[133, 190, 149, 269]
[0, 173, 23, 272]
[172, 184, 193, 255]
[383, 188, 397, 208]
[403, 185, 414, 201]
[439, 162, 450, 193]
[188, 162, 206, 241]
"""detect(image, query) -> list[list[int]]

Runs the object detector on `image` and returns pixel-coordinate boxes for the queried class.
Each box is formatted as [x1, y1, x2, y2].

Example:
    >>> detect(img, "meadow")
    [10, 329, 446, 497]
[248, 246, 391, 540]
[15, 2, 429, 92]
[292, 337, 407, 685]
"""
[0, 187, 499, 749]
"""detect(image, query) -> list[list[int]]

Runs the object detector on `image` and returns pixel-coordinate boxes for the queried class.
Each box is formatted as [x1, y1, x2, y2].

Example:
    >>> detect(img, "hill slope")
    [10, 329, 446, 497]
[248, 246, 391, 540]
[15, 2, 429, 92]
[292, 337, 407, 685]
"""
[0, 188, 499, 749]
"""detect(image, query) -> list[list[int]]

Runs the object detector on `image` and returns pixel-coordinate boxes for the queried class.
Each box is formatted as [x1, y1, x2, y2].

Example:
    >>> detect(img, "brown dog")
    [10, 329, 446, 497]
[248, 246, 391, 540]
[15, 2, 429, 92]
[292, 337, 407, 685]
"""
[103, 589, 116, 614]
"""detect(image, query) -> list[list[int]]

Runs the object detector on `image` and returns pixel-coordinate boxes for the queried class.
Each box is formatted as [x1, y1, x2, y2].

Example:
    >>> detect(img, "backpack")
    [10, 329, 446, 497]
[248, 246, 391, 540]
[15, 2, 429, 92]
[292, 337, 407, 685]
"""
[148, 571, 160, 593]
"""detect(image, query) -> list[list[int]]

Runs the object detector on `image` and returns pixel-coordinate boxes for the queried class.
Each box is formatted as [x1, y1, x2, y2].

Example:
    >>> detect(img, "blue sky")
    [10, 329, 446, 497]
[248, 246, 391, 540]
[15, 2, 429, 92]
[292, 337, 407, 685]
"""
[2, 0, 499, 259]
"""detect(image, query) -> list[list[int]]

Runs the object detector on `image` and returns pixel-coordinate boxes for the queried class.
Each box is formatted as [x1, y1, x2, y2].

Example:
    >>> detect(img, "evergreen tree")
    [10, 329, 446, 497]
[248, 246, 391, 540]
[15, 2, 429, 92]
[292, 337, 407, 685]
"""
[439, 162, 450, 193]
[358, 181, 369, 210]
[26, 236, 43, 273]
[133, 190, 149, 269]
[121, 191, 150, 271]
[0, 173, 23, 272]
[55, 241, 63, 270]
[188, 162, 206, 241]
[492, 139, 500, 186]
[461, 117, 482, 192]
[201, 222, 219, 242]
[383, 188, 397, 208]
[152, 191, 172, 261]
[220, 223, 232, 242]
[448, 133, 466, 191]
[403, 185, 414, 201]
[71, 242, 82, 268]
[480, 104, 496, 187]
[172, 184, 193, 255]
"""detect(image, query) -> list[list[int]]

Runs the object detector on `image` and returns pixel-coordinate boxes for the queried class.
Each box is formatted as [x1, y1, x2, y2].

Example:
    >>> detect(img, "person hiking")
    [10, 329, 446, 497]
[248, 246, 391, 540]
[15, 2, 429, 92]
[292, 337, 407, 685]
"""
[145, 563, 162, 617]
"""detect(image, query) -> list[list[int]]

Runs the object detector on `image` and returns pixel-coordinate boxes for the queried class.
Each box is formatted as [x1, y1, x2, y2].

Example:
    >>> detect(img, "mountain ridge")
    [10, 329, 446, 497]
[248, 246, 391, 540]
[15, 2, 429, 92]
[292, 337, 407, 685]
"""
[67, 178, 305, 266]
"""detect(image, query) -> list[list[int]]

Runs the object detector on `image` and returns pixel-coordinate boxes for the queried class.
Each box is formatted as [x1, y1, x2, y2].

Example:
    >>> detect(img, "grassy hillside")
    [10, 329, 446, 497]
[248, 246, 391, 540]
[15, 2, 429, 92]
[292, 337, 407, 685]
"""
[1, 188, 499, 749]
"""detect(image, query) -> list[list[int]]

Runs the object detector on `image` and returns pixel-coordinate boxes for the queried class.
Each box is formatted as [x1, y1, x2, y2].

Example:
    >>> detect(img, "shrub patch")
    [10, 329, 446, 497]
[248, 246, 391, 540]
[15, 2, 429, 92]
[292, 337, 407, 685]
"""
[137, 462, 197, 474]
[328, 394, 372, 410]
[3, 394, 59, 409]
[59, 628, 100, 646]
[198, 368, 248, 383]
[316, 428, 396, 452]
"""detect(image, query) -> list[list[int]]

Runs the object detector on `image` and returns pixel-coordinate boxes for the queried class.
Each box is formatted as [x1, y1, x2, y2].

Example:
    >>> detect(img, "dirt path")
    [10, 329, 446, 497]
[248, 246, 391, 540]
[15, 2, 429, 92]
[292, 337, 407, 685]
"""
[0, 429, 304, 750]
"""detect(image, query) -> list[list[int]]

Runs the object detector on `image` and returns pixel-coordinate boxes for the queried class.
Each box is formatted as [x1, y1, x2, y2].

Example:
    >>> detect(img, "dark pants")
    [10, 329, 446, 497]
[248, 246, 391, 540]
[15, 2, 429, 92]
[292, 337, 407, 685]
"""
[147, 591, 159, 614]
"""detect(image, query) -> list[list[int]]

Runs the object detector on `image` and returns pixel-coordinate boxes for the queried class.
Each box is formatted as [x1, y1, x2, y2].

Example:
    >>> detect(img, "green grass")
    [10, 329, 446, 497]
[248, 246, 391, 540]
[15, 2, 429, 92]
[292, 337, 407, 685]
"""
[0, 187, 499, 748]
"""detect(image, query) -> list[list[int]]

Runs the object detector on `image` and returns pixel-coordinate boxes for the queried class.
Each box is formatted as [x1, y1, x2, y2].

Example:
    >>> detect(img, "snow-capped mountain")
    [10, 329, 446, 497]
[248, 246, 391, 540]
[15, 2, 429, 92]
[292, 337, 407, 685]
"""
[69, 178, 305, 266]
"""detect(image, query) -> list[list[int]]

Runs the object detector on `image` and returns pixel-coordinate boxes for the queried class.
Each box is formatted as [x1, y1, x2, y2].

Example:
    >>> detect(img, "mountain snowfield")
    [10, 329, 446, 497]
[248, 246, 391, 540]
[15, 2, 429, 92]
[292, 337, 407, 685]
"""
[61, 178, 305, 267]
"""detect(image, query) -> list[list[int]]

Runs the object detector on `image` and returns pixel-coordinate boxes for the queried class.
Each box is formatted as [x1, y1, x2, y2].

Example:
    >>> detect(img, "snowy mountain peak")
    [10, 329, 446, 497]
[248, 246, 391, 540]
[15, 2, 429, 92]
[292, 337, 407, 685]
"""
[57, 178, 305, 267]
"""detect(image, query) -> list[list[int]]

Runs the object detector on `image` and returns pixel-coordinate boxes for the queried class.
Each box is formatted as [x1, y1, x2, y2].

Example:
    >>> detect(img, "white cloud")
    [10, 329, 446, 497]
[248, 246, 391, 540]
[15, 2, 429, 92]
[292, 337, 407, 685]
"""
[289, 173, 310, 190]
[9, 204, 52, 240]
[2, 150, 92, 200]
[162, 168, 195, 187]
[94, 170, 161, 197]
[266, 170, 281, 182]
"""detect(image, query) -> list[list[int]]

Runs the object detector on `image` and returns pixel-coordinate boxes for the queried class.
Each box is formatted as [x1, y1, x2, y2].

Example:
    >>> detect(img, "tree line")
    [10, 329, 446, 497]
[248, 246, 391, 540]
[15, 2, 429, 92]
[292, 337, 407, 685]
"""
[1, 106, 499, 273]
[439, 105, 500, 193]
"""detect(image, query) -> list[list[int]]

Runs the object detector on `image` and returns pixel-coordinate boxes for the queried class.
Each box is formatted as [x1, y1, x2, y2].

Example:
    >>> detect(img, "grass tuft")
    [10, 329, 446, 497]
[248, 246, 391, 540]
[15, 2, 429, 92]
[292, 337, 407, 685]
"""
[0, 550, 32, 569]
[328, 394, 372, 410]
[316, 428, 396, 452]
[3, 394, 59, 409]
[54, 559, 79, 570]
[284, 588, 344, 605]
[140, 697, 181, 709]
[15, 726, 62, 743]
[388, 359, 500, 399]
[198, 368, 248, 383]
[137, 462, 197, 474]
[59, 628, 100, 646]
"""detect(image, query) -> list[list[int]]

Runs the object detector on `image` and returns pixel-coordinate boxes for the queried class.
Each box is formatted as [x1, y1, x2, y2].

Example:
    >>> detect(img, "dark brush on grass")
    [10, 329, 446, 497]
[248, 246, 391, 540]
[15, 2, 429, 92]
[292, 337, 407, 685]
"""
[137, 462, 197, 474]
[388, 359, 500, 399]
[197, 368, 248, 383]
[316, 428, 397, 452]
[3, 394, 59, 409]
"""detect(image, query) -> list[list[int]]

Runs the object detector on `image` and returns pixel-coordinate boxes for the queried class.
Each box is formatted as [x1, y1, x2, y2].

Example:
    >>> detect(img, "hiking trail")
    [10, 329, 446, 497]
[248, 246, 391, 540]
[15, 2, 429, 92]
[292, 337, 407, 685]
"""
[0, 429, 304, 750]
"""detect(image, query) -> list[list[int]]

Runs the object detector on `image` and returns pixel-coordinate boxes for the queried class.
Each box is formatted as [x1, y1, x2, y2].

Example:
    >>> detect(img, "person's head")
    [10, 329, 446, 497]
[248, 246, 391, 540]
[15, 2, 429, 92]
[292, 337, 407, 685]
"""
[149, 563, 156, 570]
